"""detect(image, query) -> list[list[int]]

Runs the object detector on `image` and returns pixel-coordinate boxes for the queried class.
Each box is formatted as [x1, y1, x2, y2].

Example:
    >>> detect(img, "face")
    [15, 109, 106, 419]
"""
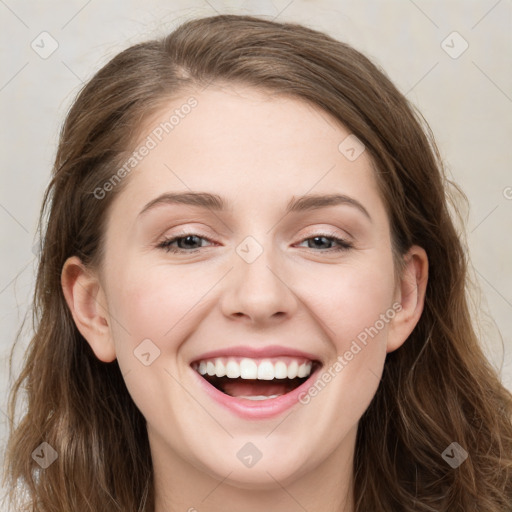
[74, 84, 422, 491]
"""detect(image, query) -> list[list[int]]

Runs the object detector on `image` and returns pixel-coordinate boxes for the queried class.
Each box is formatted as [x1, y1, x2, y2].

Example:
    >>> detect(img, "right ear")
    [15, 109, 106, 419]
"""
[61, 256, 116, 362]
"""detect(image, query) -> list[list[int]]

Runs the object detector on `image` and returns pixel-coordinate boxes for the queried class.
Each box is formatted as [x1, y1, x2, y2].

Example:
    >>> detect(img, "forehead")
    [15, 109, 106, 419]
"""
[109, 84, 386, 224]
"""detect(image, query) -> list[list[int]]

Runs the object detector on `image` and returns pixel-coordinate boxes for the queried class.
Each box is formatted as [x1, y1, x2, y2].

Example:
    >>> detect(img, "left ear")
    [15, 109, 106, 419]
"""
[386, 245, 429, 353]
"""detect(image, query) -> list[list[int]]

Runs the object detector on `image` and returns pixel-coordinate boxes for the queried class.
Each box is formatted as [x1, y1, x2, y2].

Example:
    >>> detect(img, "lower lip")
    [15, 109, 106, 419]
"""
[191, 365, 322, 420]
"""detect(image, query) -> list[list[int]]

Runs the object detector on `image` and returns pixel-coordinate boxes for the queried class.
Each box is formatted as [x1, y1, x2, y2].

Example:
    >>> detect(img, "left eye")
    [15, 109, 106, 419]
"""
[296, 234, 353, 252]
[157, 233, 352, 254]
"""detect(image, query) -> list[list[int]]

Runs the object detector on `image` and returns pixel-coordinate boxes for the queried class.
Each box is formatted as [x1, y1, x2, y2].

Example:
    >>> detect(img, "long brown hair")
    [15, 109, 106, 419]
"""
[4, 14, 512, 511]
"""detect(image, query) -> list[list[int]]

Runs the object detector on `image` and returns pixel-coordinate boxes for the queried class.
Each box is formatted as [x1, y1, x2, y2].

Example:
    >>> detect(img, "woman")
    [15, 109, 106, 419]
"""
[4, 13, 512, 512]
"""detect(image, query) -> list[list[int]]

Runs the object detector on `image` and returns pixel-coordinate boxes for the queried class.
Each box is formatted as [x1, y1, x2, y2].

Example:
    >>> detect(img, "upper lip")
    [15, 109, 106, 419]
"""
[190, 345, 321, 364]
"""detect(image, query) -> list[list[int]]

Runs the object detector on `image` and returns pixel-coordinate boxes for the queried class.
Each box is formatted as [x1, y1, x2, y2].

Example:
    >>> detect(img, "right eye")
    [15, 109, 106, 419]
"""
[157, 233, 216, 253]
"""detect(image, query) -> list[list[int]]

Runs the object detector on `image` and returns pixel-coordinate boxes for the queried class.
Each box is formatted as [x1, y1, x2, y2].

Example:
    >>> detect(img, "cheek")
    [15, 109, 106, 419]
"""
[300, 253, 396, 398]
[306, 257, 396, 346]
[104, 259, 223, 375]
[107, 259, 204, 334]
[292, 263, 395, 449]
[102, 262, 210, 429]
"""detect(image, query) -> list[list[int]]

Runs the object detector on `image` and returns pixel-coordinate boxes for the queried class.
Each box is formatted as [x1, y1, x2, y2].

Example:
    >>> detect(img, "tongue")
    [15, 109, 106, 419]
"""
[220, 378, 298, 398]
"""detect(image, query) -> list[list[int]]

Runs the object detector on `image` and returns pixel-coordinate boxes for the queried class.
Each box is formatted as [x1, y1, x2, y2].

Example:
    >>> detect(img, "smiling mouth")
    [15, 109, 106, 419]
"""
[191, 357, 322, 400]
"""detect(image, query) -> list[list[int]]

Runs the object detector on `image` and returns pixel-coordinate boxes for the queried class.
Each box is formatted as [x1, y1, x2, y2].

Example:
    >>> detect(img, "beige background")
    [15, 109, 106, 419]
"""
[1, 0, 511, 495]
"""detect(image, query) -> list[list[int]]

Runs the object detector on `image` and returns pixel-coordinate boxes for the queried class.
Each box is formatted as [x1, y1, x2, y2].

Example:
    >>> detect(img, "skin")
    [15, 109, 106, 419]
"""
[62, 84, 428, 512]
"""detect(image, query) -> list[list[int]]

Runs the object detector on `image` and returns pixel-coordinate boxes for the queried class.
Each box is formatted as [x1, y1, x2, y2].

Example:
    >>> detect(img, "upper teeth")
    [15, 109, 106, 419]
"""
[193, 358, 313, 380]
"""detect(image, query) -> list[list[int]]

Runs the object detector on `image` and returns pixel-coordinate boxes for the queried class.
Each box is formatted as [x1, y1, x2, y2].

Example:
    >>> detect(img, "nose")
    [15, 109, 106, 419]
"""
[220, 239, 299, 326]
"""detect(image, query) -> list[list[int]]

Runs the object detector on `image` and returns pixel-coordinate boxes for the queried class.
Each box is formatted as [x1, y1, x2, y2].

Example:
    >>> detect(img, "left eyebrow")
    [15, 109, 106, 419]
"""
[285, 193, 372, 222]
[138, 191, 372, 222]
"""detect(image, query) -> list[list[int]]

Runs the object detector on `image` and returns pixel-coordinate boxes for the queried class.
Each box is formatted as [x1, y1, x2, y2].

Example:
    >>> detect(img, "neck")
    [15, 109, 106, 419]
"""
[151, 424, 357, 512]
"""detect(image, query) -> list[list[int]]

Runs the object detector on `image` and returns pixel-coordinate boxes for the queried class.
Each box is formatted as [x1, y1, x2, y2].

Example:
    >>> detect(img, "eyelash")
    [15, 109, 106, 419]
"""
[156, 232, 353, 254]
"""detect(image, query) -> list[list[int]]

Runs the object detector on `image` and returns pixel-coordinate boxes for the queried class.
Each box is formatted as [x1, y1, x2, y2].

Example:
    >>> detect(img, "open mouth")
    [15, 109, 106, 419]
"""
[191, 357, 322, 401]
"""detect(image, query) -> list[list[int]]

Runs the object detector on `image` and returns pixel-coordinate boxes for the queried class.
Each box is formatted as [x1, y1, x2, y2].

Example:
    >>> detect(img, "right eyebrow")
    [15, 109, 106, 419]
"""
[138, 192, 225, 217]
